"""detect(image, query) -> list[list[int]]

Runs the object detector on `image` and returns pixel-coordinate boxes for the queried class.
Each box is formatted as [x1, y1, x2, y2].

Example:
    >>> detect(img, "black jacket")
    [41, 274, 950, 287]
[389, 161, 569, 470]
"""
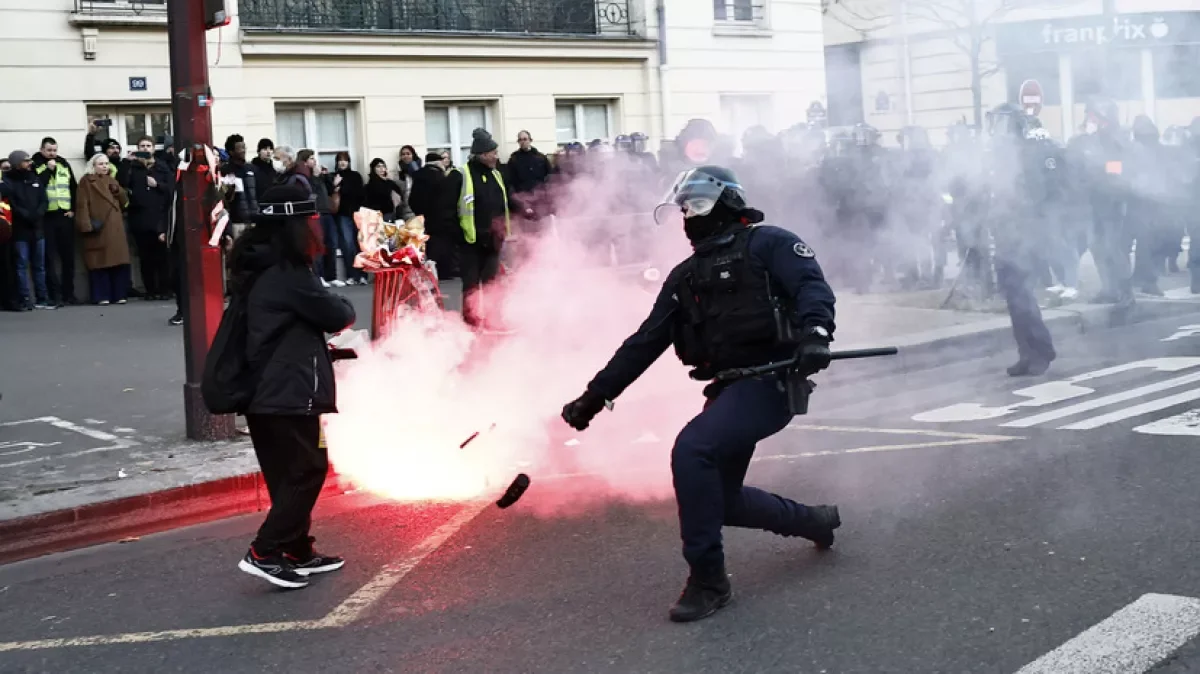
[239, 245, 357, 416]
[333, 169, 365, 218]
[220, 160, 259, 224]
[409, 164, 457, 237]
[250, 157, 277, 200]
[123, 159, 174, 235]
[507, 147, 551, 194]
[364, 174, 404, 220]
[0, 169, 49, 242]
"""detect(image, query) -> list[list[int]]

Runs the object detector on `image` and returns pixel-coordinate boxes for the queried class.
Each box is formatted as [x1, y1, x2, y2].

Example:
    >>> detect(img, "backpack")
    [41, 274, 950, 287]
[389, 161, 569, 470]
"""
[201, 276, 262, 415]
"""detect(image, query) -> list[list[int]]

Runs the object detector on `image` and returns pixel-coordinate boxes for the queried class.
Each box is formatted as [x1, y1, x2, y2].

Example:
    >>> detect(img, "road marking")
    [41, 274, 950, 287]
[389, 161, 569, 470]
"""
[316, 499, 491, 628]
[1001, 372, 1200, 428]
[915, 358, 1200, 424]
[0, 417, 139, 469]
[1061, 388, 1200, 430]
[1015, 593, 1200, 674]
[0, 500, 490, 651]
[1163, 325, 1200, 342]
[1135, 408, 1200, 436]
[0, 621, 323, 653]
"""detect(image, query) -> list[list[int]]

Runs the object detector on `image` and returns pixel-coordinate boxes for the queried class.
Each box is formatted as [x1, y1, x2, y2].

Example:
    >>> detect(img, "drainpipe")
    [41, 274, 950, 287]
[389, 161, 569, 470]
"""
[656, 0, 672, 145]
[898, 0, 914, 126]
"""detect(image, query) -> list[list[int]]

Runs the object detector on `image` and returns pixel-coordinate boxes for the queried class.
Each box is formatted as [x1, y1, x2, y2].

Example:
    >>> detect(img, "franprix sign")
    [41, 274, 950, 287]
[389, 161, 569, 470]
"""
[996, 11, 1200, 55]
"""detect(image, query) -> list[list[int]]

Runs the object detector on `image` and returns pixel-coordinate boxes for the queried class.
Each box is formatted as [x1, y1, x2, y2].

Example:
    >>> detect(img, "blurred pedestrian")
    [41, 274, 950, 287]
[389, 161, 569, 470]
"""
[0, 150, 51, 310]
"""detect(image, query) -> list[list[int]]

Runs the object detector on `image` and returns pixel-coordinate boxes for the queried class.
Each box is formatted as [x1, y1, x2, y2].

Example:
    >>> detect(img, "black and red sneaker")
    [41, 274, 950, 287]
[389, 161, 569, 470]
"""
[284, 537, 345, 576]
[238, 548, 309, 589]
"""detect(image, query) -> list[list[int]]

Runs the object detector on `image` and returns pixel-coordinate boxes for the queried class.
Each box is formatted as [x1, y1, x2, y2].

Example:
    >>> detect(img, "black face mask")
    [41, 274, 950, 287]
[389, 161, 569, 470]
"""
[684, 212, 724, 243]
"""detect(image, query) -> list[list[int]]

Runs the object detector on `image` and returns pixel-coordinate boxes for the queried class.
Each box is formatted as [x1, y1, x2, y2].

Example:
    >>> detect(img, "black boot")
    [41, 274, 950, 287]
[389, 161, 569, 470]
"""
[796, 504, 841, 549]
[669, 569, 732, 623]
[1007, 359, 1051, 377]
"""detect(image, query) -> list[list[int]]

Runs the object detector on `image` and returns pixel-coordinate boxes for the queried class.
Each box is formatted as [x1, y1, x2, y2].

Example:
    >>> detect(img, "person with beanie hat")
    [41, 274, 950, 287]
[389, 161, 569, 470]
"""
[229, 181, 355, 590]
[410, 151, 459, 280]
[251, 138, 277, 200]
[444, 128, 531, 330]
[1, 150, 51, 309]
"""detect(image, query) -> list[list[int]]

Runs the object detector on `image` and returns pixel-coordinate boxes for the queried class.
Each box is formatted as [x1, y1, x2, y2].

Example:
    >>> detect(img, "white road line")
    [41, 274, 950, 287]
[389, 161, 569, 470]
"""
[1061, 388, 1200, 430]
[1015, 593, 1200, 674]
[0, 416, 140, 469]
[790, 424, 1017, 439]
[1135, 409, 1200, 436]
[0, 621, 323, 653]
[316, 499, 491, 628]
[1000, 372, 1200, 429]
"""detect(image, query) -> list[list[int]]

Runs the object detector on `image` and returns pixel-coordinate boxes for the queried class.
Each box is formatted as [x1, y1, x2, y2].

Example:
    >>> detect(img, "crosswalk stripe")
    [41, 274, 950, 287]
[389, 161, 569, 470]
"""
[1134, 409, 1200, 436]
[1015, 593, 1200, 674]
[1060, 388, 1200, 430]
[999, 372, 1200, 429]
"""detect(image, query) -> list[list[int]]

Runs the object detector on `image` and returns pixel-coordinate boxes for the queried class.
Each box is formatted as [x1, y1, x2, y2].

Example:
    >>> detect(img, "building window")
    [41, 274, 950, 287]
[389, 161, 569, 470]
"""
[1154, 46, 1200, 99]
[713, 0, 763, 22]
[274, 104, 355, 171]
[720, 95, 773, 154]
[555, 100, 614, 147]
[86, 107, 173, 152]
[1072, 48, 1140, 101]
[425, 102, 494, 168]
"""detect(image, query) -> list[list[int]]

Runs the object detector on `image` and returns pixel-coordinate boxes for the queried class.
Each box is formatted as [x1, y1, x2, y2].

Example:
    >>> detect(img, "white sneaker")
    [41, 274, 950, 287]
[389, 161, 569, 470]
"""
[331, 279, 346, 288]
[1060, 287, 1079, 301]
[1046, 285, 1065, 294]
[321, 278, 331, 288]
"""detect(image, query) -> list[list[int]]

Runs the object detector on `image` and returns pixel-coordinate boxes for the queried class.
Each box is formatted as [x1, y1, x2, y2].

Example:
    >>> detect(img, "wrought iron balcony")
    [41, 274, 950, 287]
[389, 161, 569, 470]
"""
[239, 0, 638, 38]
[71, 0, 167, 26]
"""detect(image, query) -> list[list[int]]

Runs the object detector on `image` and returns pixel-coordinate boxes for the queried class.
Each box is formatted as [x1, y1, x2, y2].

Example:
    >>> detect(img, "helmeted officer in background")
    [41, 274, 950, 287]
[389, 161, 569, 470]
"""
[1127, 115, 1176, 296]
[560, 165, 841, 623]
[1072, 97, 1134, 305]
[984, 103, 1057, 376]
[941, 122, 992, 295]
[892, 126, 943, 288]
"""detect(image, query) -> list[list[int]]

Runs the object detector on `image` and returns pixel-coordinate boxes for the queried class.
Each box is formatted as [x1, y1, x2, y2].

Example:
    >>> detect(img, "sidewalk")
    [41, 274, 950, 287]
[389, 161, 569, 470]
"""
[2, 261, 1198, 563]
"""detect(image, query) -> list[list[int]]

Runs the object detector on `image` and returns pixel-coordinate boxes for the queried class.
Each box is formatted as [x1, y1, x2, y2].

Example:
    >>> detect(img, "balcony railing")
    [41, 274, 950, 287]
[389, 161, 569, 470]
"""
[73, 0, 167, 17]
[239, 0, 638, 37]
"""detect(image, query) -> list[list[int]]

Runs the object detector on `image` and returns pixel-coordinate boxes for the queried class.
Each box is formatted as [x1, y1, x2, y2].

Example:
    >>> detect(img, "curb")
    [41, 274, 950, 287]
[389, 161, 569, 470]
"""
[0, 467, 351, 566]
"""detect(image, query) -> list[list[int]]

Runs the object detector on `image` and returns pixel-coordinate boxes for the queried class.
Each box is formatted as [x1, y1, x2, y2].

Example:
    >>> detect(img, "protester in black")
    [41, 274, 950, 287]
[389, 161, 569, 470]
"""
[230, 182, 356, 590]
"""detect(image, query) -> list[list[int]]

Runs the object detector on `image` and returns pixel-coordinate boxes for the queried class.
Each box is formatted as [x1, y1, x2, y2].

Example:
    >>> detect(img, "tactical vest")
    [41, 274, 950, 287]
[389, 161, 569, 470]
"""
[671, 226, 787, 375]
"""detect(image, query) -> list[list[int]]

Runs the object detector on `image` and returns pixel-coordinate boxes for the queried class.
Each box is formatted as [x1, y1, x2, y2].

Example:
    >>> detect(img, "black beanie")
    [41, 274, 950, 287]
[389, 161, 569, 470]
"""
[257, 138, 274, 152]
[469, 128, 498, 155]
[425, 151, 443, 164]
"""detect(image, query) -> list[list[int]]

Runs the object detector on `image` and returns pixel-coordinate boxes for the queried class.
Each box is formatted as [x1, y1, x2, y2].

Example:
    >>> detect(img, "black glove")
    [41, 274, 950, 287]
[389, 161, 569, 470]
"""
[794, 331, 832, 375]
[562, 389, 608, 431]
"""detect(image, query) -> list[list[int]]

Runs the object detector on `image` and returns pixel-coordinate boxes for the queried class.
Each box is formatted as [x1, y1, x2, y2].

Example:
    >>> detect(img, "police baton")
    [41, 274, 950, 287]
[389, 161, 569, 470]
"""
[712, 347, 899, 382]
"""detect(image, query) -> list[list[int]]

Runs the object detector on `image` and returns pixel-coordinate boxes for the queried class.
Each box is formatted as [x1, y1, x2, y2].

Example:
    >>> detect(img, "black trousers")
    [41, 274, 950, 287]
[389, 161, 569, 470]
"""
[245, 414, 329, 556]
[133, 231, 170, 297]
[44, 210, 77, 304]
[459, 243, 502, 325]
[996, 258, 1056, 366]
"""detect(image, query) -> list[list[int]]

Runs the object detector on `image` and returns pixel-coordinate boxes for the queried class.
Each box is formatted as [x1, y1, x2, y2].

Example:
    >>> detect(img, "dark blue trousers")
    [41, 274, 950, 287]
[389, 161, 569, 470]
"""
[671, 375, 813, 574]
[995, 259, 1056, 365]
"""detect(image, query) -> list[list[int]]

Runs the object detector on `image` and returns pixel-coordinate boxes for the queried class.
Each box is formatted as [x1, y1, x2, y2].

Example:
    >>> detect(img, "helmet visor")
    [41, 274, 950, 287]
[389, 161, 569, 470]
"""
[654, 169, 739, 224]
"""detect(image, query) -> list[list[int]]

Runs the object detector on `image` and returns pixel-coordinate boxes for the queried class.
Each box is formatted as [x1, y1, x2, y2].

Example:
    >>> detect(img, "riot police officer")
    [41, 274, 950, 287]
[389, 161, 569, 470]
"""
[985, 103, 1057, 376]
[560, 165, 840, 623]
[1072, 97, 1134, 305]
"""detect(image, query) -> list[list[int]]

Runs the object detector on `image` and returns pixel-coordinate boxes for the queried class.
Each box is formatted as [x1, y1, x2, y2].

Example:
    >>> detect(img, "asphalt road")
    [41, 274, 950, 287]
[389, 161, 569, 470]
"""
[4, 312, 1200, 672]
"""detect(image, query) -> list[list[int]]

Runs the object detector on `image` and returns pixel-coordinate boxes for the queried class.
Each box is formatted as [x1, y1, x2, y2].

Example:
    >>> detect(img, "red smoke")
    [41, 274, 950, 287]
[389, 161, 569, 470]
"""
[323, 160, 704, 515]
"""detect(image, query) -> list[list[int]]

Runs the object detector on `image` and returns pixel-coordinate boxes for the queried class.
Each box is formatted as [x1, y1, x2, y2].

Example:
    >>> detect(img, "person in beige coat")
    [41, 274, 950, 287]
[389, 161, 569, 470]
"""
[75, 153, 132, 305]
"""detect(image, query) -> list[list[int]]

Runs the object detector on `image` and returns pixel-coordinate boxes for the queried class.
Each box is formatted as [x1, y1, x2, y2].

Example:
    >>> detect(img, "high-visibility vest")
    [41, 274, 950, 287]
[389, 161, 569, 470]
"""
[457, 162, 510, 245]
[37, 162, 72, 211]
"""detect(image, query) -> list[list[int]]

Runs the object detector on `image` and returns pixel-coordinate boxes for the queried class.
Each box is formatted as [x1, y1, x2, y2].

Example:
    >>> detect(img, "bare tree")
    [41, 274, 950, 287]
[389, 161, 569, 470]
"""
[826, 0, 1010, 128]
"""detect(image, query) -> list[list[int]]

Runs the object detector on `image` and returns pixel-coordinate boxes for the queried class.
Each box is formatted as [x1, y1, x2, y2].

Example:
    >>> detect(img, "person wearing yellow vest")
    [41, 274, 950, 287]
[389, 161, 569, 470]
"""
[445, 128, 532, 330]
[32, 137, 80, 306]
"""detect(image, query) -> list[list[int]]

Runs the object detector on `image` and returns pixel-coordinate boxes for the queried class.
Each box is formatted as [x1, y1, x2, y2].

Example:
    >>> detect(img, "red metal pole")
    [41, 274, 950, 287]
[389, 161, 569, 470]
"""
[168, 0, 235, 441]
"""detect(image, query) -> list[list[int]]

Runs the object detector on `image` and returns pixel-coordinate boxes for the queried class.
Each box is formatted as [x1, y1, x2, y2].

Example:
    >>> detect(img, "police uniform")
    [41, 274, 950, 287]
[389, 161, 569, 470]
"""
[562, 166, 839, 623]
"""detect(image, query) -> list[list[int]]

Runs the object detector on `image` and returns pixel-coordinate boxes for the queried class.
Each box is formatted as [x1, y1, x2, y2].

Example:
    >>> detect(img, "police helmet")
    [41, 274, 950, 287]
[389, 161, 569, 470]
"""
[851, 123, 879, 147]
[630, 131, 648, 153]
[1085, 97, 1120, 129]
[654, 165, 748, 225]
[1163, 125, 1190, 147]
[898, 126, 931, 150]
[614, 134, 633, 152]
[1131, 115, 1159, 143]
[987, 103, 1030, 139]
